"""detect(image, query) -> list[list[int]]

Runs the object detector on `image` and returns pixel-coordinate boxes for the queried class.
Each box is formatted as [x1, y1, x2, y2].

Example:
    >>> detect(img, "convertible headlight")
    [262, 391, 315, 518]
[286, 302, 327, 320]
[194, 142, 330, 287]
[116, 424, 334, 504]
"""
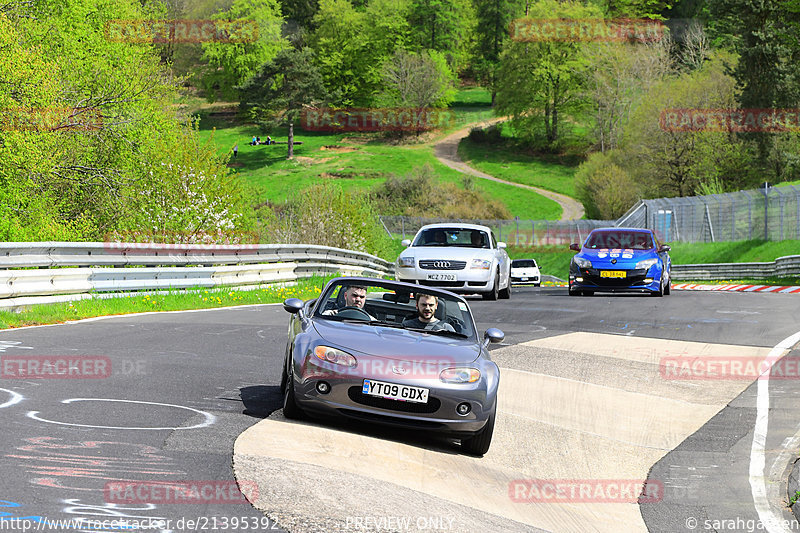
[440, 368, 481, 384]
[470, 259, 491, 270]
[573, 257, 592, 269]
[314, 346, 356, 367]
[635, 258, 658, 270]
[398, 256, 415, 268]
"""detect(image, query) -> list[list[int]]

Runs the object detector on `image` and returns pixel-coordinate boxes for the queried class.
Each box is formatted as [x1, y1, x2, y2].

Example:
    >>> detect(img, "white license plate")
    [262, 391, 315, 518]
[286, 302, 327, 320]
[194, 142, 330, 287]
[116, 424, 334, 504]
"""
[362, 379, 429, 403]
[426, 273, 456, 281]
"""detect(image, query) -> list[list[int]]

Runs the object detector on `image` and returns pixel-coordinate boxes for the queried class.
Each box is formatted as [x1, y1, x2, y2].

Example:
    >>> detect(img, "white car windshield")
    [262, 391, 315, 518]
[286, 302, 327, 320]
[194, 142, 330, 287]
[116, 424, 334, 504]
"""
[413, 228, 489, 248]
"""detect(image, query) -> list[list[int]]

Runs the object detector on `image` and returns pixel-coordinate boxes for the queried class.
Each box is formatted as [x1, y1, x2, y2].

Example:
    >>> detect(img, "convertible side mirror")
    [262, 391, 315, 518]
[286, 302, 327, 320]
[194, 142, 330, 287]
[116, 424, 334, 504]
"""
[401, 239, 411, 247]
[659, 244, 671, 252]
[283, 298, 304, 314]
[483, 328, 505, 347]
[569, 243, 580, 252]
[497, 242, 507, 249]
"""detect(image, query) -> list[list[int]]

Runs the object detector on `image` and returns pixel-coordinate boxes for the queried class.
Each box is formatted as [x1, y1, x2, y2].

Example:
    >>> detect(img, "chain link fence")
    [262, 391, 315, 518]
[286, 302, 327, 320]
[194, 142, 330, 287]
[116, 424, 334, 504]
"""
[382, 184, 800, 245]
[617, 184, 800, 242]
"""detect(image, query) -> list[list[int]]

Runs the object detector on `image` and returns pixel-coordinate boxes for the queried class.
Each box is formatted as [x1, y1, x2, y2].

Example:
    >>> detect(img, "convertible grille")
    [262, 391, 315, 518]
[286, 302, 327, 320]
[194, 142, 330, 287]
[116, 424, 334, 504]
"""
[348, 387, 441, 414]
[419, 260, 466, 271]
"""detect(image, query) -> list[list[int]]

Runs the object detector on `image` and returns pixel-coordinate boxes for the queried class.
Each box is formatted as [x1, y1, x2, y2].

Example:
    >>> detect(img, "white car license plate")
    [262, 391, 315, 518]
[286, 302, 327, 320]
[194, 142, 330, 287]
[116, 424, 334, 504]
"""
[426, 273, 456, 281]
[362, 379, 429, 403]
[520, 277, 528, 281]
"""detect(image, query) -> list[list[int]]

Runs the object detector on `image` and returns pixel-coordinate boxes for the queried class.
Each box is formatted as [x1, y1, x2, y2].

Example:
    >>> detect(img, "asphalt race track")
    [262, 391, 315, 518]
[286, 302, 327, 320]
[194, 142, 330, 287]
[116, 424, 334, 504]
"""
[0, 288, 799, 532]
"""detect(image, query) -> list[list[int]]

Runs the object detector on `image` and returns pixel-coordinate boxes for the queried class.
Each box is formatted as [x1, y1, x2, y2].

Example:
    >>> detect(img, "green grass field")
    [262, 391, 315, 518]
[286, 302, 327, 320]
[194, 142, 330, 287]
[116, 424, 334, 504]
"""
[457, 122, 582, 199]
[194, 88, 562, 220]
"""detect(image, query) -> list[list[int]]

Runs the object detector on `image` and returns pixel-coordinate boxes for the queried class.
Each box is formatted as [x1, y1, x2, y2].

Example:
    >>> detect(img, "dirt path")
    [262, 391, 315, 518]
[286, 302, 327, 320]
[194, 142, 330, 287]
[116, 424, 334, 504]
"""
[432, 118, 585, 221]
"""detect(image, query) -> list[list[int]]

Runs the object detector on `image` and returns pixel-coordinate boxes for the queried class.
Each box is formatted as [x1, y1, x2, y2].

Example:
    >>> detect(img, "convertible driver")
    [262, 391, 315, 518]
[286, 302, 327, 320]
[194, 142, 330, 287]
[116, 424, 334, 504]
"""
[402, 294, 455, 332]
[322, 285, 376, 320]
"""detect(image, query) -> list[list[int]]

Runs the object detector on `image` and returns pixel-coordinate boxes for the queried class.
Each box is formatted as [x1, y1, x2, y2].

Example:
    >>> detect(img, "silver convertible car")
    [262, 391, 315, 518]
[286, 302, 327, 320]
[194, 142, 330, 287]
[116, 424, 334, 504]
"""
[280, 277, 504, 455]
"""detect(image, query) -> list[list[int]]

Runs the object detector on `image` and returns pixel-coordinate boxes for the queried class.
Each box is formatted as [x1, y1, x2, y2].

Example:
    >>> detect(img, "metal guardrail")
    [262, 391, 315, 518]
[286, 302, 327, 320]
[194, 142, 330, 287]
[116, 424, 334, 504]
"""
[0, 242, 395, 309]
[671, 255, 800, 281]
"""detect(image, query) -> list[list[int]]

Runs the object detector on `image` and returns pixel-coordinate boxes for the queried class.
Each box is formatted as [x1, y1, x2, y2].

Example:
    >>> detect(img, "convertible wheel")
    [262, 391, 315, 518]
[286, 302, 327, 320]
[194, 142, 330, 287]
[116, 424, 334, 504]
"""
[664, 275, 671, 295]
[282, 378, 305, 420]
[498, 276, 511, 299]
[482, 273, 499, 300]
[461, 412, 495, 456]
[280, 355, 288, 395]
[568, 284, 579, 296]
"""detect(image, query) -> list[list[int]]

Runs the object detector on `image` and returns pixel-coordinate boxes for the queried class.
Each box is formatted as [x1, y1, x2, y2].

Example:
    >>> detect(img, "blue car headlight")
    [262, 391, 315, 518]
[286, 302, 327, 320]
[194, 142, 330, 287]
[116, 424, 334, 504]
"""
[635, 258, 658, 270]
[573, 257, 592, 269]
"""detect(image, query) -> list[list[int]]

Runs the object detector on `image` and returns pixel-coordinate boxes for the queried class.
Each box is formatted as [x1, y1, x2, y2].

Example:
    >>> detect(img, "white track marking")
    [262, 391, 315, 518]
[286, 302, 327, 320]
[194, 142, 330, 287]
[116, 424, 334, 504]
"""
[750, 330, 800, 532]
[26, 398, 216, 430]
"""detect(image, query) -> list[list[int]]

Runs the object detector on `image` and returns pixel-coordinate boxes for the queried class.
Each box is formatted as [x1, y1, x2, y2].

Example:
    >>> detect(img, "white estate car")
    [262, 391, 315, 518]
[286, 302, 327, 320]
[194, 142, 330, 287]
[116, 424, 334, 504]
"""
[510, 258, 541, 286]
[396, 223, 512, 300]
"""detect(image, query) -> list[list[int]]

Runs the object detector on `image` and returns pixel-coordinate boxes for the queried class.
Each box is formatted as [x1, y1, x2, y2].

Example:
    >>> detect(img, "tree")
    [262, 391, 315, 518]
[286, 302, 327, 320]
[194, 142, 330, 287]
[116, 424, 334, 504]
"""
[406, 0, 475, 72]
[473, 0, 523, 104]
[310, 0, 409, 106]
[238, 47, 328, 158]
[619, 52, 757, 197]
[711, 0, 800, 171]
[200, 0, 287, 101]
[495, 0, 602, 149]
[382, 49, 457, 108]
[581, 40, 671, 153]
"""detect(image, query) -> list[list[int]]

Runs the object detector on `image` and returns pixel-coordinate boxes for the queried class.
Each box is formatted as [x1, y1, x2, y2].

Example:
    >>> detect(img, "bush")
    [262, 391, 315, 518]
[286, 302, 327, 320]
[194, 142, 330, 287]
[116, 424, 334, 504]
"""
[467, 125, 503, 144]
[266, 182, 394, 258]
[371, 164, 510, 219]
[575, 152, 639, 219]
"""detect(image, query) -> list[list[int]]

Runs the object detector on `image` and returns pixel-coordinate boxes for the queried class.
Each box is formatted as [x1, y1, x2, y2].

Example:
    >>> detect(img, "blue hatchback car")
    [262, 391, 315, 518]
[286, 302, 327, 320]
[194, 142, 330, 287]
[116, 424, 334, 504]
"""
[568, 228, 671, 296]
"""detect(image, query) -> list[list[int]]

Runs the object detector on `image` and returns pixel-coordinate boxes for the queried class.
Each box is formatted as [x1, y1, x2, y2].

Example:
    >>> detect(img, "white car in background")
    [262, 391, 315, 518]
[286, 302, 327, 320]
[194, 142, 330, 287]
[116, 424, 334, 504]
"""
[510, 258, 541, 286]
[395, 223, 512, 300]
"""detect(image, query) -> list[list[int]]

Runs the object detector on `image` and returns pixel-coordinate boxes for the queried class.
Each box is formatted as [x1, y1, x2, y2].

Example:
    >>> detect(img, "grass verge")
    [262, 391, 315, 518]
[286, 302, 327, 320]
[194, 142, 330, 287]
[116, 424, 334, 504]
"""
[0, 279, 332, 330]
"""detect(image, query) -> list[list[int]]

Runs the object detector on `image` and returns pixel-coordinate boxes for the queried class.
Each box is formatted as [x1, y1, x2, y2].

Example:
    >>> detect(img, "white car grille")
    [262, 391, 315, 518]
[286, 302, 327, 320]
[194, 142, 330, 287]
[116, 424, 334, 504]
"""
[419, 260, 467, 271]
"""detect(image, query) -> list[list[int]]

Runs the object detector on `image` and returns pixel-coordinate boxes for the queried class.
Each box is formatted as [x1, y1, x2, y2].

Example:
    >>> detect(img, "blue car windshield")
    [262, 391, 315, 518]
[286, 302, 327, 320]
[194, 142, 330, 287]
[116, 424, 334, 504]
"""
[314, 281, 476, 339]
[585, 231, 653, 250]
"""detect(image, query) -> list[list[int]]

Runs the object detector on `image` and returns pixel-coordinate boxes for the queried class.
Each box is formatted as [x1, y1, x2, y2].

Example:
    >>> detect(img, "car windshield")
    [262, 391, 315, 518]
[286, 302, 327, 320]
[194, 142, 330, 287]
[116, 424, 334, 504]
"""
[585, 231, 654, 250]
[314, 280, 475, 339]
[412, 228, 489, 248]
[512, 260, 537, 268]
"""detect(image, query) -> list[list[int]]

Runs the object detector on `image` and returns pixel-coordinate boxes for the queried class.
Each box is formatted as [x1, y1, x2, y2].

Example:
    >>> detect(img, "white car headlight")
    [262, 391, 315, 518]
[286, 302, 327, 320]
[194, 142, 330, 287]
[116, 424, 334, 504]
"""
[398, 256, 415, 268]
[573, 257, 592, 269]
[635, 258, 658, 270]
[470, 259, 491, 270]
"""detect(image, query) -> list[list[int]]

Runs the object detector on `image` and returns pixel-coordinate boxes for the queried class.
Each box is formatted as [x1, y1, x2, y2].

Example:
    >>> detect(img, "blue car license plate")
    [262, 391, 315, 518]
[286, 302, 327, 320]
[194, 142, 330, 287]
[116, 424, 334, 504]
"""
[362, 379, 429, 403]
